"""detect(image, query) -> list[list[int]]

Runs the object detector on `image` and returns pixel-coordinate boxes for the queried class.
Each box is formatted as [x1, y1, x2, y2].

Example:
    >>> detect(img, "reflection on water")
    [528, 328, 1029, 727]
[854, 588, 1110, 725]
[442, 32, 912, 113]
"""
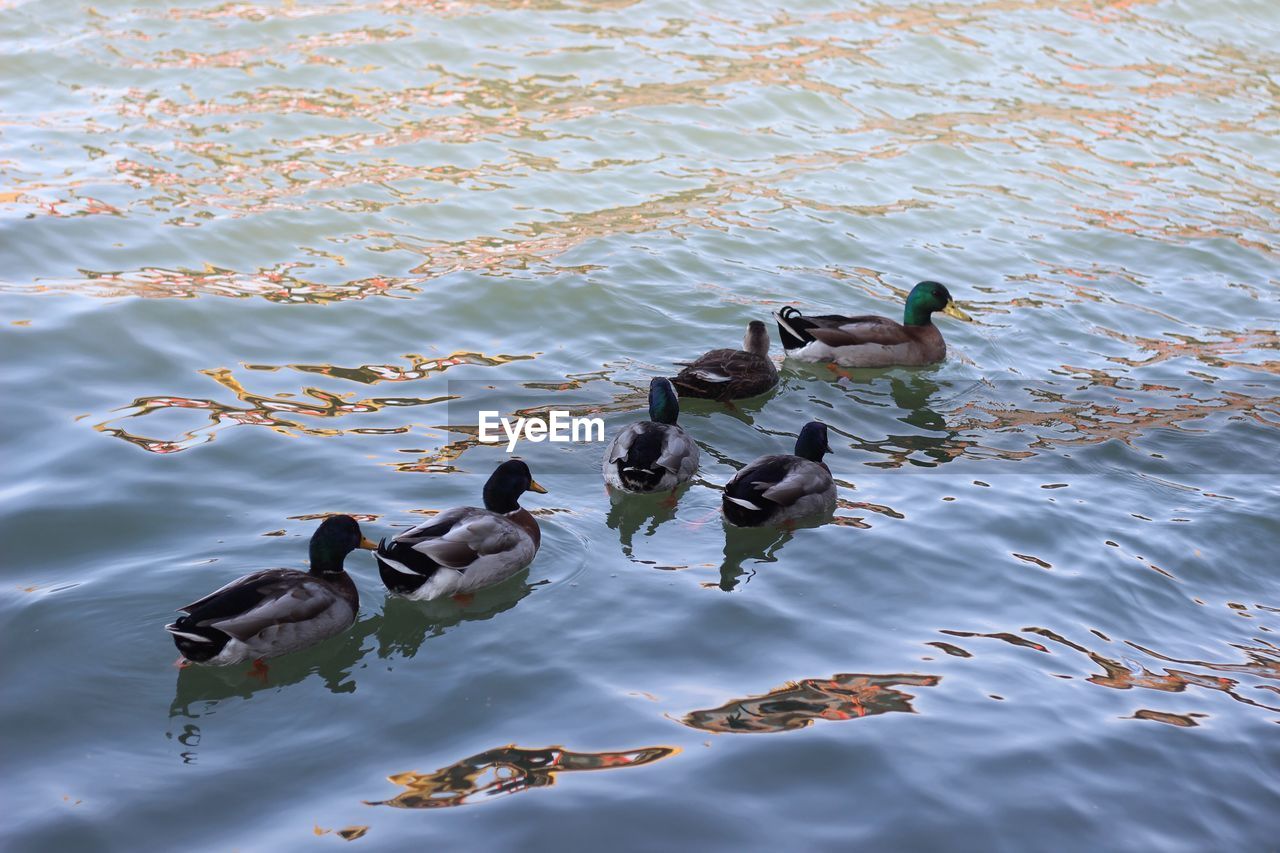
[606, 486, 685, 558]
[5, 0, 1280, 846]
[245, 351, 538, 385]
[95, 366, 455, 453]
[366, 743, 678, 809]
[169, 616, 373, 719]
[715, 524, 796, 592]
[165, 616, 375, 764]
[939, 624, 1280, 721]
[683, 672, 941, 733]
[1125, 709, 1206, 728]
[371, 583, 535, 661]
[30, 265, 427, 303]
[313, 824, 370, 842]
[92, 354, 536, 452]
[166, 582, 536, 762]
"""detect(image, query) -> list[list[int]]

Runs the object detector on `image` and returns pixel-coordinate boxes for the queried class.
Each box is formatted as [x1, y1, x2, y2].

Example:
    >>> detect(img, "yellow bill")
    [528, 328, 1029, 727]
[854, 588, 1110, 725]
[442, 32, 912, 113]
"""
[359, 536, 378, 550]
[528, 479, 548, 494]
[942, 300, 972, 322]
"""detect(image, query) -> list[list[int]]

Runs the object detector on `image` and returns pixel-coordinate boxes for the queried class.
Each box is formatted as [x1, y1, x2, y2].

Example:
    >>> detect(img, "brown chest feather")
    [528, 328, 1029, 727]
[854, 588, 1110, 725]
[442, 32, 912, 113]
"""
[509, 508, 541, 550]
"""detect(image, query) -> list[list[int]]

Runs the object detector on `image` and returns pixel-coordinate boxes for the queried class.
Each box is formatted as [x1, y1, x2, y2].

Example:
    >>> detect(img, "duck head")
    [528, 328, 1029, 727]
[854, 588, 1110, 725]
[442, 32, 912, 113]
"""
[794, 420, 833, 463]
[648, 377, 680, 425]
[309, 514, 376, 575]
[483, 459, 548, 514]
[743, 320, 770, 357]
[903, 281, 972, 326]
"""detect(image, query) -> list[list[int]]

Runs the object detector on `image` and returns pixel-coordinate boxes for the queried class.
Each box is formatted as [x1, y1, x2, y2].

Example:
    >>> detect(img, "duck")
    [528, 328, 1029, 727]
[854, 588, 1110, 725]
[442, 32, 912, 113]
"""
[166, 514, 375, 667]
[722, 421, 836, 527]
[774, 280, 971, 367]
[375, 459, 547, 601]
[671, 320, 778, 401]
[603, 377, 700, 493]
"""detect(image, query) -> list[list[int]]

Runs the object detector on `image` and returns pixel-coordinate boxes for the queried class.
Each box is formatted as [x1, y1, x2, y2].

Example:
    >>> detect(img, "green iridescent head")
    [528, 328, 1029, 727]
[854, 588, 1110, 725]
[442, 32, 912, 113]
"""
[902, 281, 972, 327]
[648, 377, 680, 425]
[309, 515, 375, 575]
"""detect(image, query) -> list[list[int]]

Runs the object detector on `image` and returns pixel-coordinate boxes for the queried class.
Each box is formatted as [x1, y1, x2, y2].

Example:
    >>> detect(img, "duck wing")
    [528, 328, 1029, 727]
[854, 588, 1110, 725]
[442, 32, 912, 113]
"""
[606, 422, 643, 465]
[379, 507, 522, 576]
[673, 349, 776, 399]
[756, 459, 833, 507]
[176, 569, 341, 642]
[656, 425, 699, 478]
[726, 455, 830, 510]
[805, 315, 912, 348]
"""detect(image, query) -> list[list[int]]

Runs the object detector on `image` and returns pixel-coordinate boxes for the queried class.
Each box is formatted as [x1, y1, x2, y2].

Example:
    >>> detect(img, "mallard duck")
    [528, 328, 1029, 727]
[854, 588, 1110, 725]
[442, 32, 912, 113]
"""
[774, 281, 971, 367]
[722, 421, 836, 527]
[671, 320, 778, 400]
[603, 377, 700, 493]
[166, 515, 375, 666]
[375, 459, 547, 601]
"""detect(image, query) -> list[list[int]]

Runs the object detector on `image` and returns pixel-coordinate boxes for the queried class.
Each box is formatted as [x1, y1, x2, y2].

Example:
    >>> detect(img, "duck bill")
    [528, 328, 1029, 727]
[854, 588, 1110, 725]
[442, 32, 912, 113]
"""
[359, 537, 378, 551]
[942, 300, 972, 322]
[528, 479, 549, 494]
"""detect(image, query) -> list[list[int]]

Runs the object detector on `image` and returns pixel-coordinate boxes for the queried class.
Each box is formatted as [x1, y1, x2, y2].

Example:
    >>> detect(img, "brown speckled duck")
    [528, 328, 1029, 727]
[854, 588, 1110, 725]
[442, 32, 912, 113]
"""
[672, 320, 778, 400]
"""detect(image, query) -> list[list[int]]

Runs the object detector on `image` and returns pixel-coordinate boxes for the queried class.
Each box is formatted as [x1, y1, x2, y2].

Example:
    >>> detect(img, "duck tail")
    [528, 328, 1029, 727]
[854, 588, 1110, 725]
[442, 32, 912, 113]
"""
[721, 491, 771, 527]
[374, 537, 435, 596]
[165, 618, 227, 663]
[774, 306, 811, 350]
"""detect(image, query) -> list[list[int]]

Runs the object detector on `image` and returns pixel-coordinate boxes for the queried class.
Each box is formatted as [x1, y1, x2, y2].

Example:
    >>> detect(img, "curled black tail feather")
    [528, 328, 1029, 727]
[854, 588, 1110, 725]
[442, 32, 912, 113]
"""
[166, 618, 230, 663]
[374, 537, 435, 595]
[775, 306, 814, 350]
[721, 493, 774, 527]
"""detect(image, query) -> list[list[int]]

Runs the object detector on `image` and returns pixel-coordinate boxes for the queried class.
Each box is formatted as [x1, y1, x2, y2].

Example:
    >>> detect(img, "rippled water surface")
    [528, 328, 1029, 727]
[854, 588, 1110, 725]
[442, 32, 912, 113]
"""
[3, 0, 1279, 848]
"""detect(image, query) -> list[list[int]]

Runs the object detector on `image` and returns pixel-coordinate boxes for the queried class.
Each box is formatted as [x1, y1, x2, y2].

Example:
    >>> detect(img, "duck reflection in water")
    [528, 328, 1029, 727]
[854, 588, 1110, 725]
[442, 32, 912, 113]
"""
[366, 744, 679, 809]
[169, 614, 377, 720]
[605, 485, 691, 557]
[372, 579, 535, 660]
[795, 366, 972, 467]
[683, 672, 941, 734]
[716, 523, 797, 591]
[883, 375, 973, 466]
[168, 579, 534, 721]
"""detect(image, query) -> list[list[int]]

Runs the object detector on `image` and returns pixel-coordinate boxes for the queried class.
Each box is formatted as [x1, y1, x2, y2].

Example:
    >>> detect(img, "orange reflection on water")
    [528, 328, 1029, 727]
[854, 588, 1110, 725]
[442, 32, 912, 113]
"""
[949, 376, 1280, 455]
[366, 744, 678, 809]
[94, 365, 456, 453]
[939, 625, 1280, 717]
[42, 264, 420, 303]
[683, 672, 941, 734]
[1099, 328, 1280, 375]
[244, 350, 537, 384]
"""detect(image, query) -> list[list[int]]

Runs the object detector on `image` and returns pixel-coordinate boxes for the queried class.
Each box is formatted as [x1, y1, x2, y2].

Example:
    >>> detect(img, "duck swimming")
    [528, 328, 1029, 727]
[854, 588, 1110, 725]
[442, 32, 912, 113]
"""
[672, 320, 778, 401]
[375, 459, 547, 601]
[603, 377, 700, 493]
[722, 421, 836, 527]
[774, 281, 971, 367]
[166, 514, 375, 667]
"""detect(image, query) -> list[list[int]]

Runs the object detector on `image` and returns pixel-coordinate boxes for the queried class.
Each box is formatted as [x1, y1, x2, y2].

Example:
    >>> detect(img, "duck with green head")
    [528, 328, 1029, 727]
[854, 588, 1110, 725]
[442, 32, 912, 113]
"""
[166, 514, 376, 666]
[774, 281, 971, 367]
[603, 377, 700, 493]
[722, 420, 836, 527]
[375, 459, 548, 601]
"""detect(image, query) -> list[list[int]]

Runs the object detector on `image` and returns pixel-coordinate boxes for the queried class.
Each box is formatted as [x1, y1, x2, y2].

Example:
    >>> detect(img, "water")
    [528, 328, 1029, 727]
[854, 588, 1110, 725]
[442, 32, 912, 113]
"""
[2, 0, 1278, 849]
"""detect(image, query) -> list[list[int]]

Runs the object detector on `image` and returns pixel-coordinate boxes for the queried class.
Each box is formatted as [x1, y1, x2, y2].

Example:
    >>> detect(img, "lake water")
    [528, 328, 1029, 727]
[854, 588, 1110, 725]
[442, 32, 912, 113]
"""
[2, 0, 1278, 849]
